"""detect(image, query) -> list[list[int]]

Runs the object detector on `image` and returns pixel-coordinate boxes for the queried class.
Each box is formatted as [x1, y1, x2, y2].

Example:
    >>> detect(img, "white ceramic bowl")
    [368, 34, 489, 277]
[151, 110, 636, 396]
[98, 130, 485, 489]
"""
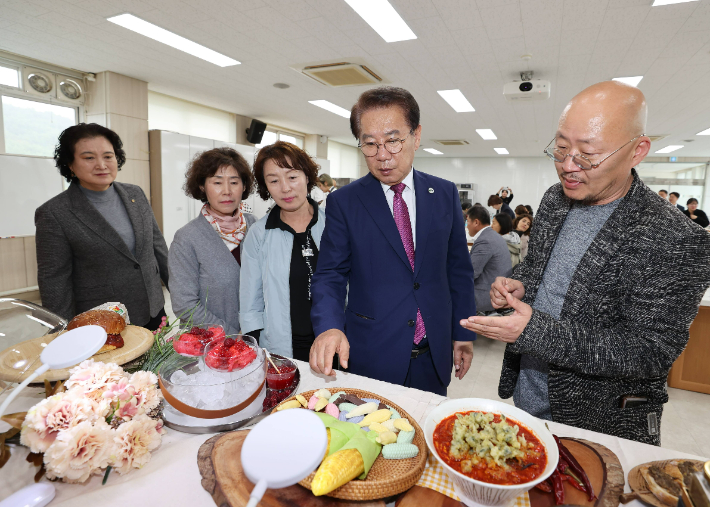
[423, 398, 558, 507]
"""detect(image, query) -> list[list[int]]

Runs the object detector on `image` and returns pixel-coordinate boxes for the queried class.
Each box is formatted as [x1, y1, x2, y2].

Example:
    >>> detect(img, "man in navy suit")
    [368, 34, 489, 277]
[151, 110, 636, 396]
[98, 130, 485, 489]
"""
[309, 87, 476, 395]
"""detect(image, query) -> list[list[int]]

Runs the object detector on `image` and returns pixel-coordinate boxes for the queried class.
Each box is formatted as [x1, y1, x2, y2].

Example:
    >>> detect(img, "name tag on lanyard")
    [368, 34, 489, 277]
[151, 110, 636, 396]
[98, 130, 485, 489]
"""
[302, 247, 314, 257]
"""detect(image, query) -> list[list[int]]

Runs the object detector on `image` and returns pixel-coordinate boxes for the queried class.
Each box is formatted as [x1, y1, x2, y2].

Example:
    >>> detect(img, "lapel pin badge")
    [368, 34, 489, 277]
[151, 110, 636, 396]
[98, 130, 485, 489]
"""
[428, 188, 434, 193]
[131, 199, 135, 203]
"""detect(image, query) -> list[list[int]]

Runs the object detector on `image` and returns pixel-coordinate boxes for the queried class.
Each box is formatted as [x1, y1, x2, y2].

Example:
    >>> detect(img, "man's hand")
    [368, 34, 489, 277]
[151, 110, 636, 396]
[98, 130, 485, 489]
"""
[490, 277, 525, 309]
[310, 328, 350, 376]
[460, 293, 532, 343]
[452, 341, 474, 380]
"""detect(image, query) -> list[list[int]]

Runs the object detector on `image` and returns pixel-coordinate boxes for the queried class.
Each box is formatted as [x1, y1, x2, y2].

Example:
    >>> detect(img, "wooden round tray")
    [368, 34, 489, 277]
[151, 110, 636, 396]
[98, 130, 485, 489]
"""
[626, 459, 705, 507]
[0, 325, 154, 382]
[276, 388, 428, 501]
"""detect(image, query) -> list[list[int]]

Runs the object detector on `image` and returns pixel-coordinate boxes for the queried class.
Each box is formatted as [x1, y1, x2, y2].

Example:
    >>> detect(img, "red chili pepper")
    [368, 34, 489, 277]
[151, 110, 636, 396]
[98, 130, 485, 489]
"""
[551, 470, 565, 505]
[535, 479, 552, 493]
[554, 435, 597, 501]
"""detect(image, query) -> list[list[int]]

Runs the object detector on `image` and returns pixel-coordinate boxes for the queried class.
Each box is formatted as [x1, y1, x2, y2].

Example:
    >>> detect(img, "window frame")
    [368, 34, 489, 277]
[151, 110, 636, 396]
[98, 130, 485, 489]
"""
[0, 88, 81, 157]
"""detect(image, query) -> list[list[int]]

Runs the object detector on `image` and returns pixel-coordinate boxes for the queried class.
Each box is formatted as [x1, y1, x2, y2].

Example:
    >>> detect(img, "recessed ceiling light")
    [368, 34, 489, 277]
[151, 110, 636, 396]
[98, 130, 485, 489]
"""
[655, 145, 684, 154]
[344, 0, 416, 43]
[652, 0, 698, 6]
[613, 76, 643, 87]
[476, 129, 497, 140]
[697, 127, 710, 135]
[107, 14, 239, 67]
[494, 148, 509, 155]
[423, 148, 443, 155]
[437, 89, 475, 113]
[273, 83, 290, 89]
[308, 100, 351, 118]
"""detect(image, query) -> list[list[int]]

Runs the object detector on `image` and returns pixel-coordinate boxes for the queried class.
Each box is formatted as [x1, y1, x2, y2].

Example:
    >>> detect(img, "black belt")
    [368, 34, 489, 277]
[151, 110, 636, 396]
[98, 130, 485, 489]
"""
[411, 345, 429, 358]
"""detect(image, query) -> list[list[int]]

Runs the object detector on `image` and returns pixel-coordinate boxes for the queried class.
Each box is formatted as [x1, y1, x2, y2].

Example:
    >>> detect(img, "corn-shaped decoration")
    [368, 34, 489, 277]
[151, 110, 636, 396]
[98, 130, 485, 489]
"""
[323, 428, 332, 460]
[368, 422, 389, 434]
[382, 443, 419, 460]
[328, 391, 346, 404]
[314, 397, 329, 412]
[315, 388, 332, 399]
[389, 408, 401, 419]
[338, 403, 357, 414]
[381, 419, 399, 433]
[276, 400, 301, 411]
[358, 409, 392, 427]
[311, 448, 365, 496]
[345, 402, 378, 418]
[397, 430, 415, 444]
[393, 419, 414, 432]
[295, 394, 309, 408]
[375, 431, 397, 445]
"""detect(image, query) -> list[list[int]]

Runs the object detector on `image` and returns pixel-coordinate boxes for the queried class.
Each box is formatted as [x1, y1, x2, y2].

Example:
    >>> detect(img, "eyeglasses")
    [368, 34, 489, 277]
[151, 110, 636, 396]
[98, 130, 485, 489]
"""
[359, 133, 412, 157]
[544, 134, 644, 170]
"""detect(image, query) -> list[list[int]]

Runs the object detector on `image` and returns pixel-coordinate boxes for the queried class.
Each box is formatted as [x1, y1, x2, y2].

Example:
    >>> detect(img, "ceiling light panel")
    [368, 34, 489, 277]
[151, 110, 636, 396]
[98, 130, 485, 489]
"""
[344, 0, 416, 43]
[612, 76, 643, 87]
[437, 89, 475, 113]
[308, 100, 351, 118]
[697, 127, 710, 135]
[476, 129, 497, 140]
[423, 148, 443, 155]
[494, 148, 509, 155]
[652, 0, 698, 6]
[107, 14, 239, 67]
[655, 145, 684, 154]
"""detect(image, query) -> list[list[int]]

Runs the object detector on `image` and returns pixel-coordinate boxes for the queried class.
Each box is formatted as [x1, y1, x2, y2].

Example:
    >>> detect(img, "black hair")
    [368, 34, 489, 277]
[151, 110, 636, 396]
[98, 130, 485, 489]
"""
[659, 189, 668, 194]
[687, 198, 698, 206]
[670, 192, 680, 198]
[461, 202, 472, 212]
[350, 86, 420, 139]
[466, 204, 490, 225]
[493, 213, 513, 235]
[54, 123, 126, 183]
[525, 205, 533, 216]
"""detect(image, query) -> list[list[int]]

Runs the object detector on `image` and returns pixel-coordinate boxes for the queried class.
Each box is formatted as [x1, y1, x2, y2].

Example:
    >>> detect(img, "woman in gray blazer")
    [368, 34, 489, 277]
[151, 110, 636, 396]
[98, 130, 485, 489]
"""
[168, 148, 256, 336]
[35, 123, 169, 329]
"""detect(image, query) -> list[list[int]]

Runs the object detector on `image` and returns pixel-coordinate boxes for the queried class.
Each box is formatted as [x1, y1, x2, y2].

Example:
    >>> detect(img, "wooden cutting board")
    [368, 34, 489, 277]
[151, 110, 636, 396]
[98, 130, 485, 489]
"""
[396, 438, 624, 507]
[197, 431, 386, 507]
[0, 325, 154, 382]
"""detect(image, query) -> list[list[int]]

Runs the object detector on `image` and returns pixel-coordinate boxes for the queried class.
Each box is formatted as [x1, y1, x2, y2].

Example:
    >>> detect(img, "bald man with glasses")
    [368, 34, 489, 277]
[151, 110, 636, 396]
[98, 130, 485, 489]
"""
[461, 81, 710, 445]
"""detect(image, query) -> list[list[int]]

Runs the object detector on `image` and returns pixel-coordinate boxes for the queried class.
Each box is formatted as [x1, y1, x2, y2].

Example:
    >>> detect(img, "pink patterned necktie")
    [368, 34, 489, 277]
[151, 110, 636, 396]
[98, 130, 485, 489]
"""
[391, 183, 426, 346]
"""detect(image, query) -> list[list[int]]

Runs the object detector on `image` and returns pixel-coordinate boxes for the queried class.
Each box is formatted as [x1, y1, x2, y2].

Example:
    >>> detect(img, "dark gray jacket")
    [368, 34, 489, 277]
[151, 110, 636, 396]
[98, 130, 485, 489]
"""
[35, 182, 169, 326]
[500, 170, 710, 445]
[470, 227, 512, 313]
[168, 212, 256, 336]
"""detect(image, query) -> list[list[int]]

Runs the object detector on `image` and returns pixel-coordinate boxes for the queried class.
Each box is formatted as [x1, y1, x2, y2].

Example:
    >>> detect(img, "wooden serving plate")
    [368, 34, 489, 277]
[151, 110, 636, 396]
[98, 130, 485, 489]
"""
[198, 431, 385, 507]
[396, 438, 624, 507]
[625, 459, 705, 507]
[0, 325, 154, 382]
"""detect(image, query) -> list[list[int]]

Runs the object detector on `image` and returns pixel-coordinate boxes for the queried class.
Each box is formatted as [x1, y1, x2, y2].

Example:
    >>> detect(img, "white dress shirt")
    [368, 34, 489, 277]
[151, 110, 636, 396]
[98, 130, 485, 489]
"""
[472, 225, 490, 243]
[381, 168, 417, 249]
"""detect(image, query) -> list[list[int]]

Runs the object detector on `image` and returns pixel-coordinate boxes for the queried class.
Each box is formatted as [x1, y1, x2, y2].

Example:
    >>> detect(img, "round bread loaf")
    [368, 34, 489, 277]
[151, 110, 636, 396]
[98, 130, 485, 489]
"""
[67, 310, 126, 334]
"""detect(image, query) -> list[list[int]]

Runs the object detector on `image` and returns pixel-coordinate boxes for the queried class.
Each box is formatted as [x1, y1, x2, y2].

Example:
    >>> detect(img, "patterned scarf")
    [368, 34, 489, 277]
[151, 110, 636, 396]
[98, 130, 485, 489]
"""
[201, 204, 247, 251]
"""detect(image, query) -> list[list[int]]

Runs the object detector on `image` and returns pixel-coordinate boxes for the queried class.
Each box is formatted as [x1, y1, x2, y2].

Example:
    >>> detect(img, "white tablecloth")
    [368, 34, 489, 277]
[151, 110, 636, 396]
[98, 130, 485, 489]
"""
[1, 360, 707, 506]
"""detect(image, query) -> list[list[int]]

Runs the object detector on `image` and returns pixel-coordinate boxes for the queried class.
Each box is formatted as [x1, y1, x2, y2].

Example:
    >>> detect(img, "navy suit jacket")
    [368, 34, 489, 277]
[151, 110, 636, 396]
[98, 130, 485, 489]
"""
[311, 170, 476, 387]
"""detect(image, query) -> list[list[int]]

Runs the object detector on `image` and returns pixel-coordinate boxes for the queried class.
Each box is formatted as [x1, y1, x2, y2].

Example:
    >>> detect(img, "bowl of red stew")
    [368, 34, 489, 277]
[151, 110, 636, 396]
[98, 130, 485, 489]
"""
[424, 399, 558, 507]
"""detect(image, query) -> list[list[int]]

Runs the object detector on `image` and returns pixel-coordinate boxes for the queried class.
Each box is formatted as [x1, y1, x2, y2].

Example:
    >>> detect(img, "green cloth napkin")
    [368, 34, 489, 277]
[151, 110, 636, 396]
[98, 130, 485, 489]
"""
[314, 413, 382, 479]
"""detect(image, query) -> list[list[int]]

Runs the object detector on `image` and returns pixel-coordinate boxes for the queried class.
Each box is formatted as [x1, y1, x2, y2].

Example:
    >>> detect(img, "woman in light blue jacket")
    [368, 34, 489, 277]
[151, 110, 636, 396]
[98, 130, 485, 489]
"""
[240, 141, 326, 361]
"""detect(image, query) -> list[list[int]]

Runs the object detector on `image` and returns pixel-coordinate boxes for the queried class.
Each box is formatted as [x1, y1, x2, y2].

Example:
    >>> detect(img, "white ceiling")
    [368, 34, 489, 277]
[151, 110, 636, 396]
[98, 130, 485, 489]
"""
[2, 0, 710, 158]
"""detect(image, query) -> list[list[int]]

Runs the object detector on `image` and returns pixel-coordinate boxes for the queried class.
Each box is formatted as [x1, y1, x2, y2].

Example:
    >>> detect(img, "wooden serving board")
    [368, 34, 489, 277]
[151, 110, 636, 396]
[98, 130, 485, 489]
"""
[0, 325, 154, 382]
[396, 438, 624, 507]
[197, 431, 386, 507]
[625, 459, 705, 507]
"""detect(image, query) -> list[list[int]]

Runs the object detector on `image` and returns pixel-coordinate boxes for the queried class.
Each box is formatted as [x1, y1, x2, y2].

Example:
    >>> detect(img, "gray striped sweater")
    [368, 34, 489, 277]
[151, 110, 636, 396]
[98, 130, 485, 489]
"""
[499, 170, 710, 445]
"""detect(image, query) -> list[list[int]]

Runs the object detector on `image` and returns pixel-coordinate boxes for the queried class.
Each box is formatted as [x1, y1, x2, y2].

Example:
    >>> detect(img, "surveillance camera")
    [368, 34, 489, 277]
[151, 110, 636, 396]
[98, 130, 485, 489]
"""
[519, 82, 533, 92]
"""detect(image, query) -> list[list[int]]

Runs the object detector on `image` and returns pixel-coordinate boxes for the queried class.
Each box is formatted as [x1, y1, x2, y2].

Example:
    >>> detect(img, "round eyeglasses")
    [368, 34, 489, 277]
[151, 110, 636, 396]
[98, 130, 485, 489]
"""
[359, 133, 412, 157]
[544, 135, 644, 170]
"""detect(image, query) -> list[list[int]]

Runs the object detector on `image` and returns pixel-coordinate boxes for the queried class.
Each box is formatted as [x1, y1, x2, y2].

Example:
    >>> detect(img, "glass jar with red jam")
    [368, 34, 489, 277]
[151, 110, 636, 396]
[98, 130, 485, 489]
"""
[266, 357, 297, 390]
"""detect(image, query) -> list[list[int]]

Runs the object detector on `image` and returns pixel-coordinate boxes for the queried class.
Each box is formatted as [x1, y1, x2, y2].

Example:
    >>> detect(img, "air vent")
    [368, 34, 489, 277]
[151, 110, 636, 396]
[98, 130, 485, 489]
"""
[302, 62, 381, 87]
[434, 140, 470, 146]
[648, 135, 668, 142]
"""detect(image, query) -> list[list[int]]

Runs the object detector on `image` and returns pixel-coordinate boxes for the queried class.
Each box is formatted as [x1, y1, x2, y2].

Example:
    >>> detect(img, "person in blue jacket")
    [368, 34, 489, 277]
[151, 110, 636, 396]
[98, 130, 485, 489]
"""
[309, 86, 476, 395]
